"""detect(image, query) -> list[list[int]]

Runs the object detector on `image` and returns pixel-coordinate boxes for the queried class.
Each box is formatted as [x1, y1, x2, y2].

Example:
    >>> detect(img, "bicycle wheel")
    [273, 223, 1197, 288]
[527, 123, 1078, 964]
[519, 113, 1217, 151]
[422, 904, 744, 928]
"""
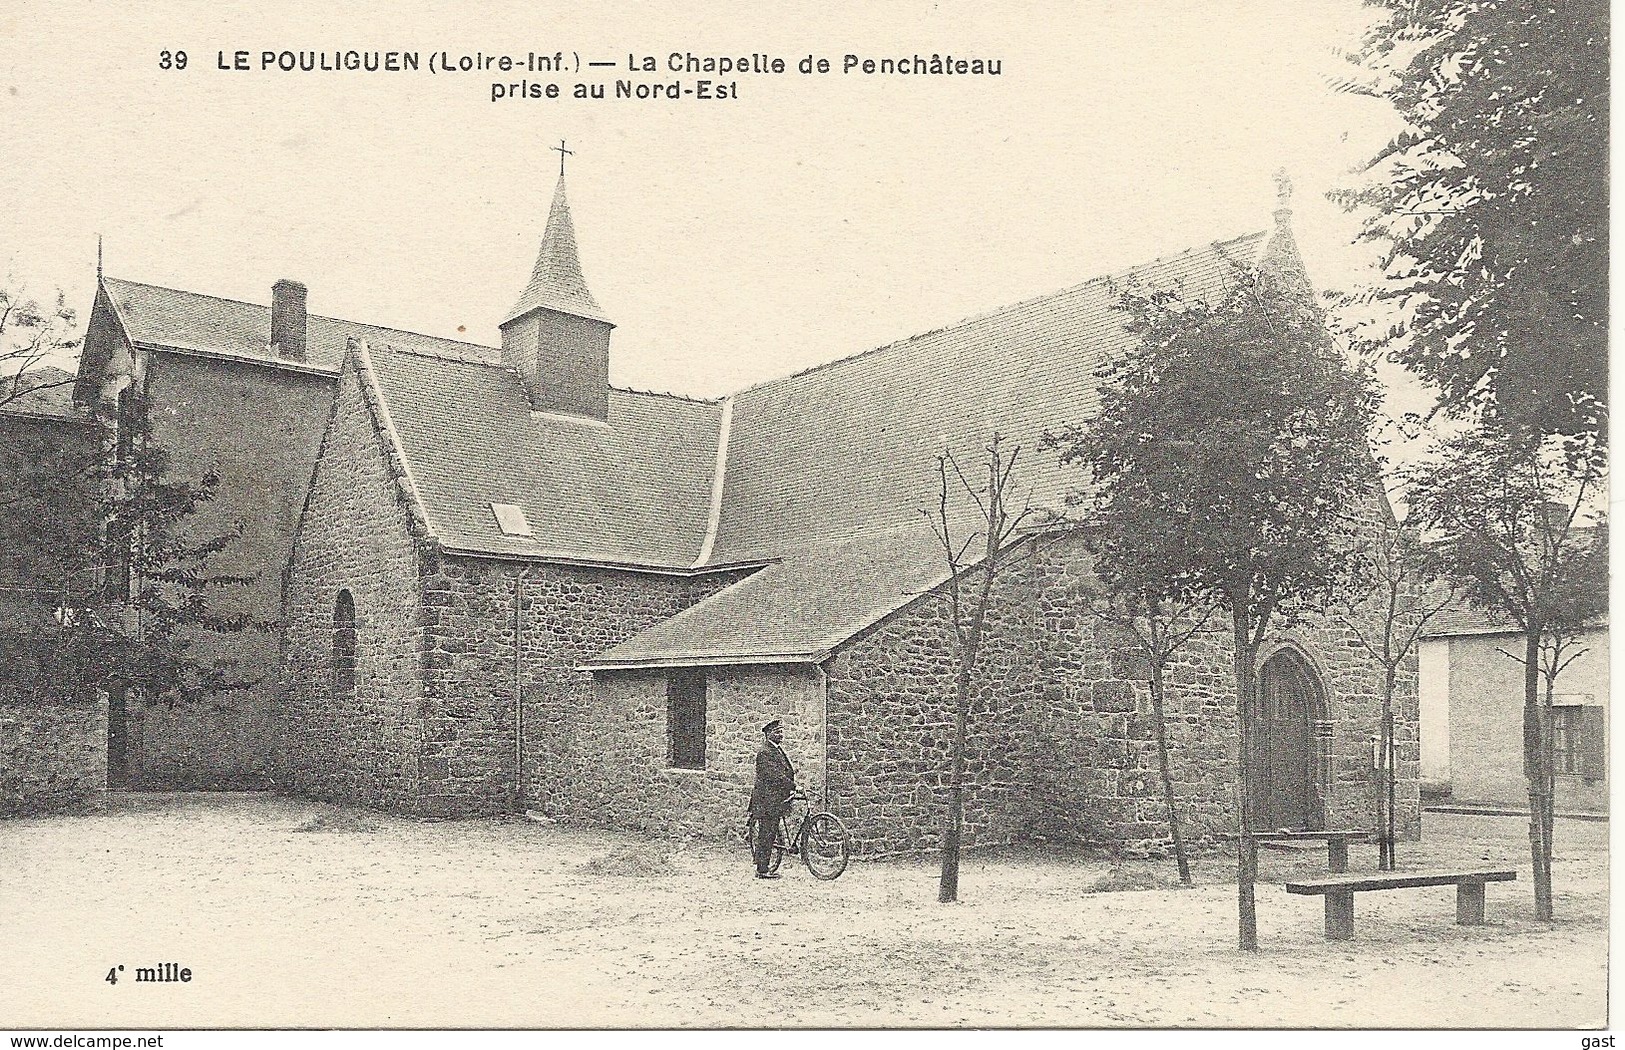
[800, 812, 850, 880]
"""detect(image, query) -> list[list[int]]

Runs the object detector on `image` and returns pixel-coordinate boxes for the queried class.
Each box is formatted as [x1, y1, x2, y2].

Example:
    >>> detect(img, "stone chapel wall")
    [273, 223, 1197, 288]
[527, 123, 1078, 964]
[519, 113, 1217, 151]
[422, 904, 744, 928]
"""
[279, 362, 425, 810]
[415, 558, 747, 818]
[821, 544, 1044, 856]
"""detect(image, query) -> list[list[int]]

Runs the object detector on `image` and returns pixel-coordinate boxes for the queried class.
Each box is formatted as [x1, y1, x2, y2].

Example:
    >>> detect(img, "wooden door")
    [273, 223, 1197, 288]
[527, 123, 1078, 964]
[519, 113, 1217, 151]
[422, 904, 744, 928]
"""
[1259, 651, 1319, 830]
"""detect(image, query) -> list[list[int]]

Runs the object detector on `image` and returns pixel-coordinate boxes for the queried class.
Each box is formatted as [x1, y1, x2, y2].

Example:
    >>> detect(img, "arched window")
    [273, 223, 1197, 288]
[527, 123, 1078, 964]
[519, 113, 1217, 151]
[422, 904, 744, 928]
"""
[332, 590, 356, 699]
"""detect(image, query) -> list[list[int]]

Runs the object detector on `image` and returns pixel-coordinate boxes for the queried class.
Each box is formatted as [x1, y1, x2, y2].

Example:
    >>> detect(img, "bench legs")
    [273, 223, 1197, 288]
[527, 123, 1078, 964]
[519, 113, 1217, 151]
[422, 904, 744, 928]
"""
[1325, 891, 1354, 940]
[1457, 881, 1486, 925]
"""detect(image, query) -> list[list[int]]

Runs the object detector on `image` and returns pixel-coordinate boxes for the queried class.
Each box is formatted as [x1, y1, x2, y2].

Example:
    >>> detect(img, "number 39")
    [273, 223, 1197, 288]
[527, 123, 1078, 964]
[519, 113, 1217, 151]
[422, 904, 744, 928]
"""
[159, 50, 188, 70]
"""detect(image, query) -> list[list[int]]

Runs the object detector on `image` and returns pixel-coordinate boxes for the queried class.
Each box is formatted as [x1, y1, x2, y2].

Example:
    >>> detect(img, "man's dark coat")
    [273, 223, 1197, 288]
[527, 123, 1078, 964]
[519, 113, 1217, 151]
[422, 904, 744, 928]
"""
[748, 742, 796, 818]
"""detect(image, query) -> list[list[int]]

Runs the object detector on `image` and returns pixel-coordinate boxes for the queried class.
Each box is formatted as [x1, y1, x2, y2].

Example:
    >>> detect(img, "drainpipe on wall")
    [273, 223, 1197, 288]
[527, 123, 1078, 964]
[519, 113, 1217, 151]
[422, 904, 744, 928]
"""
[817, 662, 830, 811]
[513, 568, 527, 813]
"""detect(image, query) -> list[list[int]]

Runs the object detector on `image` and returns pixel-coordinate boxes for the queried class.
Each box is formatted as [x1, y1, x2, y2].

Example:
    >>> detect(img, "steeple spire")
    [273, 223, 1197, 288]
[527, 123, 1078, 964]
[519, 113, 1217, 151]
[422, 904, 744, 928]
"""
[500, 159, 615, 421]
[504, 173, 610, 326]
[1258, 167, 1310, 298]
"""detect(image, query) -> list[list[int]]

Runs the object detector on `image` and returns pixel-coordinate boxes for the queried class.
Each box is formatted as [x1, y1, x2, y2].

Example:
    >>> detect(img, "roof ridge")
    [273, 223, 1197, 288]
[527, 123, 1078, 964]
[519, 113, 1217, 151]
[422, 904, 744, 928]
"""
[732, 231, 1267, 398]
[612, 386, 724, 406]
[103, 276, 500, 357]
[362, 341, 723, 405]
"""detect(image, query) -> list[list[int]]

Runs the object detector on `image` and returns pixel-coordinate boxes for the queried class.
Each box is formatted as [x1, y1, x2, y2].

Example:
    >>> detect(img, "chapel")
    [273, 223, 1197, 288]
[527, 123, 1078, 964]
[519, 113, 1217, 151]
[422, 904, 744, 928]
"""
[59, 168, 1419, 852]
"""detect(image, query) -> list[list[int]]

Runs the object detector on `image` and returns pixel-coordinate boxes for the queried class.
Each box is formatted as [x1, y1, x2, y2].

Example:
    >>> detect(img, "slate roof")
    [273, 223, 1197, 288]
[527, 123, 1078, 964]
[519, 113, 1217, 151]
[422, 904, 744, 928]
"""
[706, 232, 1267, 564]
[593, 231, 1272, 666]
[585, 525, 959, 667]
[1420, 581, 1610, 639]
[1420, 600, 1521, 638]
[100, 277, 501, 373]
[360, 342, 722, 565]
[91, 213, 1293, 666]
[0, 366, 83, 422]
[504, 176, 611, 325]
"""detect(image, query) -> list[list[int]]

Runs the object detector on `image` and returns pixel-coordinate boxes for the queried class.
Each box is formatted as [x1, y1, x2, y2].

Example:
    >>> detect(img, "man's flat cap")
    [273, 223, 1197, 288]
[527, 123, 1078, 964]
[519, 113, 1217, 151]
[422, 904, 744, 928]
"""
[762, 719, 782, 734]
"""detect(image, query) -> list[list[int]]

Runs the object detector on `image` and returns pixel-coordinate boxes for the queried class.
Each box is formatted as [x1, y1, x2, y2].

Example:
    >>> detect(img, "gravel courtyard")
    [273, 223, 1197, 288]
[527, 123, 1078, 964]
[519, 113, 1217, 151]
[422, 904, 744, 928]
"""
[0, 793, 1606, 1029]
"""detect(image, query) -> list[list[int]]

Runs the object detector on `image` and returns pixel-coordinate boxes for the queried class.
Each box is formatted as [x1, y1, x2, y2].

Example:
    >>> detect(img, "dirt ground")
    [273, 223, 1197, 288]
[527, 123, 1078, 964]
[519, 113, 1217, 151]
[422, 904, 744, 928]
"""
[0, 793, 1607, 1030]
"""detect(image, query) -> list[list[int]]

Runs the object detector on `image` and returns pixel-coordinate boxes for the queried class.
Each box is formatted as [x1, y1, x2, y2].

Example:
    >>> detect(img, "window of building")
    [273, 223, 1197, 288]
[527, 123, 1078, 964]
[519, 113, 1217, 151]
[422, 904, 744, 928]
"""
[490, 502, 533, 537]
[1553, 706, 1582, 774]
[332, 589, 356, 699]
[667, 670, 706, 769]
[1552, 702, 1605, 778]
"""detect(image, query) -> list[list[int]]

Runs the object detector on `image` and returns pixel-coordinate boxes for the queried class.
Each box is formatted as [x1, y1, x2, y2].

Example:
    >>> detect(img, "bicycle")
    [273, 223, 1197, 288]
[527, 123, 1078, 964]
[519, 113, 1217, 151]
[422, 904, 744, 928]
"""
[756, 791, 851, 880]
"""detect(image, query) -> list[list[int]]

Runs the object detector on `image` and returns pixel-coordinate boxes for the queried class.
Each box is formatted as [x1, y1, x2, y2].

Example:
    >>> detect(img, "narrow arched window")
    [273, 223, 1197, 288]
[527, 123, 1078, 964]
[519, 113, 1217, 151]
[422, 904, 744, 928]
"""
[332, 589, 356, 699]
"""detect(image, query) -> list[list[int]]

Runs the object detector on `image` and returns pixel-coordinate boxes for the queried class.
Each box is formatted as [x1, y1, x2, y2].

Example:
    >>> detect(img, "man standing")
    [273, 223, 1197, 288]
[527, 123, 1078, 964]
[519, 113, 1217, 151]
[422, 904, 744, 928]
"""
[748, 719, 796, 879]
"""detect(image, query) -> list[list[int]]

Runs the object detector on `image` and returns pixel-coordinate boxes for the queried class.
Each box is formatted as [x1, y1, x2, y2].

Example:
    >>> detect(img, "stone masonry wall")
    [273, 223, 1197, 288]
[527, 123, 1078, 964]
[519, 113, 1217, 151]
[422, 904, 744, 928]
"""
[823, 545, 1042, 856]
[1024, 526, 1421, 850]
[136, 352, 334, 788]
[820, 522, 1420, 858]
[0, 697, 108, 816]
[280, 361, 425, 810]
[1025, 534, 1240, 851]
[413, 557, 746, 818]
[576, 667, 825, 837]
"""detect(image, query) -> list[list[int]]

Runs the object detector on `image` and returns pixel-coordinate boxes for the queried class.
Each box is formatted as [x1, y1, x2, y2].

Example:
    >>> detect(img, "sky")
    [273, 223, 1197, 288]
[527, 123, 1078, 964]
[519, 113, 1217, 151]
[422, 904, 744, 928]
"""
[2, 0, 1415, 406]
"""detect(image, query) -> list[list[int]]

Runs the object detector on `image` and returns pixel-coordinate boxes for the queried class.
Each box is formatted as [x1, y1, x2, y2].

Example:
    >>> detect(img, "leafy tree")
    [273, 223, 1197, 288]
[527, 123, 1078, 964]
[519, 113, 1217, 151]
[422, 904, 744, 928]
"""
[1408, 422, 1607, 920]
[0, 391, 258, 709]
[1053, 264, 1378, 949]
[925, 433, 1034, 904]
[1331, 0, 1608, 437]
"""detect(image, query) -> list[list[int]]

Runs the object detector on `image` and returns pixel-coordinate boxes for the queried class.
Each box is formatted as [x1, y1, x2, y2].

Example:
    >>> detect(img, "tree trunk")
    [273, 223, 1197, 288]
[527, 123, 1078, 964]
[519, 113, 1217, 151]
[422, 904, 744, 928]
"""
[1382, 664, 1396, 871]
[1541, 668, 1557, 908]
[1232, 615, 1258, 951]
[1522, 629, 1553, 921]
[1148, 660, 1191, 884]
[938, 663, 972, 903]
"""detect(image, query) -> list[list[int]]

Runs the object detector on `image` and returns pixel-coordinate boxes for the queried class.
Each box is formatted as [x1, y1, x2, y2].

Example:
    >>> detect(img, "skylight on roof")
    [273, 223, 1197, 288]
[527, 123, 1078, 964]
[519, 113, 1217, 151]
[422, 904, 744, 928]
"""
[490, 502, 533, 537]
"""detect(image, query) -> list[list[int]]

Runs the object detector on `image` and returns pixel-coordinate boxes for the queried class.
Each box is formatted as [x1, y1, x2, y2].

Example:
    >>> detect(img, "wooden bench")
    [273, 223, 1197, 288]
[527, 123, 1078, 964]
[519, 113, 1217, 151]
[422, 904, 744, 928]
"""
[1286, 869, 1517, 940]
[1221, 830, 1376, 873]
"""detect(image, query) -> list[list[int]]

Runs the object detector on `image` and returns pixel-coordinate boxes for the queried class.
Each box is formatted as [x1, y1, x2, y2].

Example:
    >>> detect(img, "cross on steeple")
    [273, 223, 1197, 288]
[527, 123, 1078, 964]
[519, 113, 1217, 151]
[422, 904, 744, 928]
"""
[551, 139, 573, 177]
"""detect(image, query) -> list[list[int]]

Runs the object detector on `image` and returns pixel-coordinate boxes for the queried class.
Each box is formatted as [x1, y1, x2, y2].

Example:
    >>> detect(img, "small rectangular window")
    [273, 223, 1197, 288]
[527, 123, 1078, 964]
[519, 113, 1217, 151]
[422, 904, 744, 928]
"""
[667, 670, 706, 769]
[1553, 706, 1583, 774]
[490, 502, 532, 536]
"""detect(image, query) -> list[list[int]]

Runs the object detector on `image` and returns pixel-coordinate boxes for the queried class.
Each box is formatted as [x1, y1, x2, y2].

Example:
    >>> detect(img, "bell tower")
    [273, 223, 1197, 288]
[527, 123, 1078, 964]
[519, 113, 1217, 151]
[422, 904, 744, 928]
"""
[501, 143, 614, 420]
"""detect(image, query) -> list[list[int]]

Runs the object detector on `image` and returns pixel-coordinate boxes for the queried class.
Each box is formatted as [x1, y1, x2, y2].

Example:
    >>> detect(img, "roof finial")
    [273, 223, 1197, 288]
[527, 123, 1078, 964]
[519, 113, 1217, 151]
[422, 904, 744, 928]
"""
[1273, 168, 1293, 210]
[552, 139, 573, 178]
[96, 234, 103, 281]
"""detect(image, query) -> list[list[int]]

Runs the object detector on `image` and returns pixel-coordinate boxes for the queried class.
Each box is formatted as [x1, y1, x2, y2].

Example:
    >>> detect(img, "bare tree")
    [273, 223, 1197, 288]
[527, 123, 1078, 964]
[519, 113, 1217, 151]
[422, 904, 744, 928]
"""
[1334, 514, 1457, 870]
[925, 433, 1035, 904]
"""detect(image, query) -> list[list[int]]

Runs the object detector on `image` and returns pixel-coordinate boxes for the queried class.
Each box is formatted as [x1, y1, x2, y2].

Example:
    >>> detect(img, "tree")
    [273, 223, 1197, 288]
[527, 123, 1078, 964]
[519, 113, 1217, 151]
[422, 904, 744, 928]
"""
[0, 285, 79, 416]
[1333, 513, 1457, 870]
[1407, 421, 1606, 920]
[925, 433, 1034, 904]
[0, 391, 258, 709]
[1053, 264, 1379, 949]
[1331, 0, 1608, 438]
[1073, 581, 1213, 885]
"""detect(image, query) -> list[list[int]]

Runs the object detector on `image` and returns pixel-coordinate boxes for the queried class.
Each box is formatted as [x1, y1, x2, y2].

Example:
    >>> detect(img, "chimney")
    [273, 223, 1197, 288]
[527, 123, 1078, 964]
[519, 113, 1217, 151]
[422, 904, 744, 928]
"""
[271, 279, 308, 362]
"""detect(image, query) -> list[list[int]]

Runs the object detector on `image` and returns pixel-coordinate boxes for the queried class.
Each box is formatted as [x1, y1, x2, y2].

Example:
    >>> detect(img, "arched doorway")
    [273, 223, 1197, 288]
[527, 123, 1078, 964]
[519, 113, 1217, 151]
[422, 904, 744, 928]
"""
[1257, 647, 1327, 830]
